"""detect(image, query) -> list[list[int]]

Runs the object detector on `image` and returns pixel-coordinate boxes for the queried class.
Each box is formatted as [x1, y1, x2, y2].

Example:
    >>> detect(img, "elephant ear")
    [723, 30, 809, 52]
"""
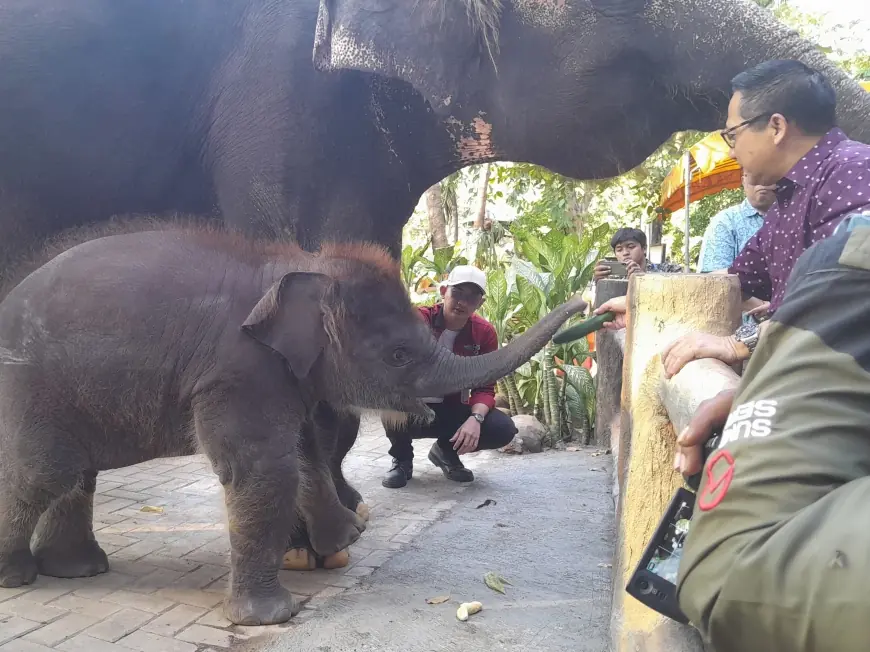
[241, 272, 336, 380]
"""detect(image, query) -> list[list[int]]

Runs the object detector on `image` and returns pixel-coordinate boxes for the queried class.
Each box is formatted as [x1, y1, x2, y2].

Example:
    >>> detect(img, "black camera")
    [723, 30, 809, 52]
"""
[625, 433, 721, 624]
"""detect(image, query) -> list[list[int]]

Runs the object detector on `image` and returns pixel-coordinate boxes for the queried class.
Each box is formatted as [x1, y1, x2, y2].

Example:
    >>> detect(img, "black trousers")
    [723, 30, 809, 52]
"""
[383, 402, 518, 461]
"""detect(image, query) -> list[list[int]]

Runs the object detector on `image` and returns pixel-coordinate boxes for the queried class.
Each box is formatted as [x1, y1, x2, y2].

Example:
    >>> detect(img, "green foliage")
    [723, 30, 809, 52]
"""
[477, 228, 608, 443]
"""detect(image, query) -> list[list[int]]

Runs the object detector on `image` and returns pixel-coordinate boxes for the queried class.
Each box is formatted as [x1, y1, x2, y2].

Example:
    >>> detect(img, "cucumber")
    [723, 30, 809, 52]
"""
[552, 311, 616, 344]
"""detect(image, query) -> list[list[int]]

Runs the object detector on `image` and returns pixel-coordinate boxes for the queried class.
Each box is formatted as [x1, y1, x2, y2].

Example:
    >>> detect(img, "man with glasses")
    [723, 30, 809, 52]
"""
[660, 59, 870, 379]
[381, 265, 518, 489]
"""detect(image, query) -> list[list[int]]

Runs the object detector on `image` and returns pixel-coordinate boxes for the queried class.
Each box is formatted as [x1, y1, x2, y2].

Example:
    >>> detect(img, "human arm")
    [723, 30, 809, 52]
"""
[452, 325, 498, 454]
[698, 213, 738, 273]
[727, 224, 772, 303]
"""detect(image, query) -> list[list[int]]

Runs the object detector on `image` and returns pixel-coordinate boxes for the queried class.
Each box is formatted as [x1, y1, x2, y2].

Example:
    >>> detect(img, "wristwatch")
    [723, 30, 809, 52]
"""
[734, 320, 760, 355]
[471, 413, 485, 424]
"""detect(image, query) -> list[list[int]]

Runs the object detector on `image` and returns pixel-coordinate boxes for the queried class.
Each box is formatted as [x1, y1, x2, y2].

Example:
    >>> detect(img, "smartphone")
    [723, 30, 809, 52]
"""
[601, 260, 628, 278]
[625, 488, 694, 624]
[625, 433, 721, 625]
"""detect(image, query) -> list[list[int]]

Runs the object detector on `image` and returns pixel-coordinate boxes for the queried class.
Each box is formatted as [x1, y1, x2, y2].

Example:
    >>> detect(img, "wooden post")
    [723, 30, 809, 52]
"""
[610, 272, 742, 652]
[593, 278, 629, 450]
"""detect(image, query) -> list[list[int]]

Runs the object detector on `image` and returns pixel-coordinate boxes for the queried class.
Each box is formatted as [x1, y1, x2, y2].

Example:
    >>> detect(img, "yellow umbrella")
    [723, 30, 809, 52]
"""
[661, 80, 870, 213]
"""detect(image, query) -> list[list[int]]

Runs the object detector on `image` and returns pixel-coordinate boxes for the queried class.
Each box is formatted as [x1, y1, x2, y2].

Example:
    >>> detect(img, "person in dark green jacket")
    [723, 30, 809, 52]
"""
[673, 214, 870, 652]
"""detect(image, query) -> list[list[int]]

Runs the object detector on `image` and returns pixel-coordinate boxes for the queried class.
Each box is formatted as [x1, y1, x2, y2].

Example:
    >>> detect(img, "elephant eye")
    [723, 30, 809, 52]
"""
[388, 346, 412, 367]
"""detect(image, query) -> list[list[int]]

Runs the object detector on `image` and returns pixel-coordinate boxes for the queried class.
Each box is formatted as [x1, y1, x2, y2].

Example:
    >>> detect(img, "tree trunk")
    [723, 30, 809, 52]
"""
[568, 182, 594, 236]
[592, 279, 629, 448]
[473, 163, 491, 229]
[611, 273, 742, 652]
[425, 184, 449, 249]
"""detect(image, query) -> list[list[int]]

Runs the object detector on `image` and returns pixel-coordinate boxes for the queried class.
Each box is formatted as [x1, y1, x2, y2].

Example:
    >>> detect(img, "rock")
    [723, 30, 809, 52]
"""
[500, 415, 546, 454]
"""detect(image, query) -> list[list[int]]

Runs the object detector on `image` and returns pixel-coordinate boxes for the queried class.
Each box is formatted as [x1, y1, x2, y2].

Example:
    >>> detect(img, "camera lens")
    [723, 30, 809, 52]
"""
[637, 579, 651, 594]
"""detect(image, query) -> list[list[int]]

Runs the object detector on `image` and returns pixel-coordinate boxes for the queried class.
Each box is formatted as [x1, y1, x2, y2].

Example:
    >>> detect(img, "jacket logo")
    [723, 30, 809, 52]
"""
[719, 399, 778, 447]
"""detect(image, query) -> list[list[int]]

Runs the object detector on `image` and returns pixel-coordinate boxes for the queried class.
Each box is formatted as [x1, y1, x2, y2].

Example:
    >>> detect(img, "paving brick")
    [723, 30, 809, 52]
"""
[85, 609, 154, 642]
[153, 590, 222, 610]
[124, 568, 186, 594]
[110, 541, 167, 564]
[48, 595, 122, 619]
[71, 572, 137, 601]
[0, 599, 69, 623]
[0, 638, 55, 652]
[0, 589, 33, 605]
[357, 550, 394, 568]
[169, 565, 227, 590]
[174, 624, 233, 648]
[141, 605, 206, 638]
[0, 617, 41, 646]
[101, 590, 176, 615]
[57, 633, 136, 652]
[116, 630, 197, 652]
[22, 614, 98, 647]
[194, 609, 231, 629]
[344, 565, 375, 578]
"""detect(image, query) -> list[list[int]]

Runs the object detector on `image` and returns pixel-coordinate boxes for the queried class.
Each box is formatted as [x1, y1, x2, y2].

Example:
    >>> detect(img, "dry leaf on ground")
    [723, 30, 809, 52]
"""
[426, 595, 451, 605]
[140, 505, 164, 514]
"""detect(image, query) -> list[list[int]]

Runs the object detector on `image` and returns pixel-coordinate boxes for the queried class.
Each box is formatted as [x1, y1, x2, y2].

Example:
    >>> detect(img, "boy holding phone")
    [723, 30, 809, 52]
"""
[593, 228, 681, 283]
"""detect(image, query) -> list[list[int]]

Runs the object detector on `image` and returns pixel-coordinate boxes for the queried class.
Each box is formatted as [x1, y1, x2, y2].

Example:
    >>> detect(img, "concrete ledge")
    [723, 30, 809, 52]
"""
[607, 273, 742, 652]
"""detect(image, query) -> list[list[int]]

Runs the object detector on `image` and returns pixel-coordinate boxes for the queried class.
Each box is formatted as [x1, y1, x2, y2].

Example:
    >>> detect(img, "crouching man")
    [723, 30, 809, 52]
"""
[674, 221, 870, 651]
[382, 265, 518, 488]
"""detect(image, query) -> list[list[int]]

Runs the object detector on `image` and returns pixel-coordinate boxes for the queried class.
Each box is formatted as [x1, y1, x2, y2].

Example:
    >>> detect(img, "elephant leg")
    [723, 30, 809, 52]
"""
[31, 470, 109, 579]
[313, 404, 366, 517]
[196, 393, 302, 626]
[295, 419, 365, 559]
[0, 489, 44, 589]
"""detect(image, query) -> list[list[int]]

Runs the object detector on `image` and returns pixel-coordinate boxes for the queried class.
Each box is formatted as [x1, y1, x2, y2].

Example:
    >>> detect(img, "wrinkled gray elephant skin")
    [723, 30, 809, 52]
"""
[313, 0, 870, 178]
[0, 224, 587, 625]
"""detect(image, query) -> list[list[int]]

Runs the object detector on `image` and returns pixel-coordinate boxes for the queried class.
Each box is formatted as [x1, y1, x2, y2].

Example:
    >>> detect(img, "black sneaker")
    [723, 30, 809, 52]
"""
[428, 441, 474, 483]
[382, 458, 413, 489]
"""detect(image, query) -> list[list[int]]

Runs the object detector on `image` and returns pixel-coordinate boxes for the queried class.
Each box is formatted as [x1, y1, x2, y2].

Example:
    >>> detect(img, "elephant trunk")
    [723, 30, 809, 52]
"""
[659, 0, 870, 143]
[413, 295, 588, 399]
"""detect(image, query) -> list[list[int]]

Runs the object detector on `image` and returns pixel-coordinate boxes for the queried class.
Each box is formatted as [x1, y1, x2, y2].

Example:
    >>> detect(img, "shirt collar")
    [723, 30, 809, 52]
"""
[432, 304, 471, 335]
[782, 127, 848, 189]
[739, 198, 763, 218]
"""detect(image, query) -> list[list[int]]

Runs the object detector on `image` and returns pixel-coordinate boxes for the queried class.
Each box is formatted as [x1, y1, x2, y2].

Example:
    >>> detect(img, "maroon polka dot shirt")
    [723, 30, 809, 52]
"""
[728, 128, 870, 313]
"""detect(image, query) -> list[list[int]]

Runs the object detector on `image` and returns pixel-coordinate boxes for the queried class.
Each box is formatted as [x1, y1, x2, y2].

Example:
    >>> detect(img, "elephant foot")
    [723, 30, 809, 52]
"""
[321, 549, 350, 570]
[282, 548, 316, 571]
[355, 502, 371, 523]
[223, 587, 300, 626]
[34, 540, 109, 579]
[308, 506, 365, 557]
[0, 549, 38, 588]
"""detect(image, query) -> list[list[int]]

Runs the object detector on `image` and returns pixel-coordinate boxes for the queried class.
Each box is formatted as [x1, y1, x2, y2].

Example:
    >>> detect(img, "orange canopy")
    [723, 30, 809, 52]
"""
[660, 80, 870, 213]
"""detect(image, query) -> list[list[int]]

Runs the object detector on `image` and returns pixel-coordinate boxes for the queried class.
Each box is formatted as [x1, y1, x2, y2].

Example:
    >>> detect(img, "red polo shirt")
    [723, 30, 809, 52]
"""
[417, 304, 499, 410]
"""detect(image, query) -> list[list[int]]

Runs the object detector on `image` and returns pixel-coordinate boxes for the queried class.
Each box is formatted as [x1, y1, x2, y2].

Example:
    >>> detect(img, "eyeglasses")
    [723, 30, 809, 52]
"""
[720, 113, 773, 148]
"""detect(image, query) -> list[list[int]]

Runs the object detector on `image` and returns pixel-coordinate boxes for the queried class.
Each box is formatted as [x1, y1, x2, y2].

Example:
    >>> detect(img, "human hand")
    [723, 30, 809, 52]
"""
[625, 260, 643, 278]
[674, 388, 735, 477]
[661, 332, 746, 379]
[593, 296, 627, 330]
[746, 301, 770, 321]
[451, 417, 481, 455]
[593, 262, 611, 282]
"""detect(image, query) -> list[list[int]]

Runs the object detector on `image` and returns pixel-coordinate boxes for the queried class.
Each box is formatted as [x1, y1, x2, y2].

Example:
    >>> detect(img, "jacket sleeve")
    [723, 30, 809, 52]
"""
[468, 323, 499, 410]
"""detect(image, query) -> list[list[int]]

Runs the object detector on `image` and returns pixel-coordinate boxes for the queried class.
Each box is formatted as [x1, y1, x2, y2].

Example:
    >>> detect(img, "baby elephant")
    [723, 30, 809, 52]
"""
[0, 225, 586, 625]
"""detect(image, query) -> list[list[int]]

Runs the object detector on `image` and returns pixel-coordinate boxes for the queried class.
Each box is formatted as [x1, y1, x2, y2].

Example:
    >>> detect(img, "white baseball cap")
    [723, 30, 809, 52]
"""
[445, 265, 487, 294]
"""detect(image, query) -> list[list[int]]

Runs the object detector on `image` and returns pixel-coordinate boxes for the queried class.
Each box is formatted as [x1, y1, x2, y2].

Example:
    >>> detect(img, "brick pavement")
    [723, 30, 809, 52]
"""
[0, 414, 477, 651]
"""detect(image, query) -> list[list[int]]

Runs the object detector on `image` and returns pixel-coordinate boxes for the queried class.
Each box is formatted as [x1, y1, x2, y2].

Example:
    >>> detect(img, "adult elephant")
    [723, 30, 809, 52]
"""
[312, 0, 870, 177]
[0, 0, 470, 561]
